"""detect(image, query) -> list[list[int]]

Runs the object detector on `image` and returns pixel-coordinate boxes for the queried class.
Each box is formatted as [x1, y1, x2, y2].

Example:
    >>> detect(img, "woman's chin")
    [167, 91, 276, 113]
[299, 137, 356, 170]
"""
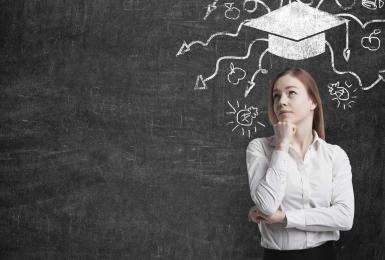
[278, 116, 294, 123]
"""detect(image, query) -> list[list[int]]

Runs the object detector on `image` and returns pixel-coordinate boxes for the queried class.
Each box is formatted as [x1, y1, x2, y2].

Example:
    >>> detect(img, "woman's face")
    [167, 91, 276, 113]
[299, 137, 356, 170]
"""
[272, 74, 317, 124]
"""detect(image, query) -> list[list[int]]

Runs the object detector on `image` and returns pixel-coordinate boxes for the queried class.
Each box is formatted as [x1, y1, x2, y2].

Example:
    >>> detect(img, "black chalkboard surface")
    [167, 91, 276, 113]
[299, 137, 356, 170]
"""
[1, 0, 384, 259]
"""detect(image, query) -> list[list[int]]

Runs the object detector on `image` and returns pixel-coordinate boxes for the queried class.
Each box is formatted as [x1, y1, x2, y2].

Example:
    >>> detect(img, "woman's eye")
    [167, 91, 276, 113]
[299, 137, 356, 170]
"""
[273, 94, 279, 99]
[289, 91, 296, 95]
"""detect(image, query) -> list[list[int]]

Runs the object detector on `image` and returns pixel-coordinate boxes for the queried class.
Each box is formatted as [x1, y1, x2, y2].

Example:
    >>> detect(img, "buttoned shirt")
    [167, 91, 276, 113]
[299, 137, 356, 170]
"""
[246, 130, 354, 250]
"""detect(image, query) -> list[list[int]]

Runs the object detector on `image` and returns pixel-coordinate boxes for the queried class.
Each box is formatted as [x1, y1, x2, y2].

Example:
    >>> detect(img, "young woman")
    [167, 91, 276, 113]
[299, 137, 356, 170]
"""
[246, 68, 354, 260]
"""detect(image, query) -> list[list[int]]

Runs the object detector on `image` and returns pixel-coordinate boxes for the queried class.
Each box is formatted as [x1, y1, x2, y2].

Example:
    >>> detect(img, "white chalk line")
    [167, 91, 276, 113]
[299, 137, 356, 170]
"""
[325, 40, 362, 87]
[204, 38, 268, 83]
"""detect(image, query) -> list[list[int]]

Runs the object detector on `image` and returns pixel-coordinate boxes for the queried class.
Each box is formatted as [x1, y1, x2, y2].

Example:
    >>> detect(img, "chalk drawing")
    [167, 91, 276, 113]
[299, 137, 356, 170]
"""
[316, 0, 324, 8]
[325, 40, 362, 87]
[280, 0, 293, 7]
[327, 81, 358, 109]
[177, 0, 385, 126]
[361, 29, 381, 51]
[297, 0, 314, 5]
[194, 38, 268, 90]
[243, 0, 271, 13]
[244, 3, 349, 60]
[362, 0, 384, 9]
[204, 0, 219, 20]
[244, 48, 269, 97]
[335, 13, 385, 28]
[335, 14, 385, 60]
[227, 63, 246, 85]
[363, 69, 385, 90]
[317, 0, 356, 9]
[335, 0, 356, 10]
[226, 100, 265, 138]
[176, 19, 253, 56]
[224, 3, 241, 20]
[343, 21, 351, 61]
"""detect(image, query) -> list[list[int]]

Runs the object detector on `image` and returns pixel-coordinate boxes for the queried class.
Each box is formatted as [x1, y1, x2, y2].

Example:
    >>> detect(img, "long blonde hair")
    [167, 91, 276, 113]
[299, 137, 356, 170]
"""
[267, 68, 325, 140]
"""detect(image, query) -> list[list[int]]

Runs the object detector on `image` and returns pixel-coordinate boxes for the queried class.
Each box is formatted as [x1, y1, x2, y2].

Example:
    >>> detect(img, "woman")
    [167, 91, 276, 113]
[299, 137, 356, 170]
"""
[246, 68, 354, 260]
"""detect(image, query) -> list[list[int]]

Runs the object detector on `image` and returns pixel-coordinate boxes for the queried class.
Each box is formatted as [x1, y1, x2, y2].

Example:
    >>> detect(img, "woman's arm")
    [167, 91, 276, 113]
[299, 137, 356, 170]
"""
[284, 145, 355, 232]
[246, 139, 297, 216]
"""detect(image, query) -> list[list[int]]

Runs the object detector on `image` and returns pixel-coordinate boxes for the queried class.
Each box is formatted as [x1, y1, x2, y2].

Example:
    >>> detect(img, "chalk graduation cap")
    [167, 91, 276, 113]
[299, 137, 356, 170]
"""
[244, 1, 349, 60]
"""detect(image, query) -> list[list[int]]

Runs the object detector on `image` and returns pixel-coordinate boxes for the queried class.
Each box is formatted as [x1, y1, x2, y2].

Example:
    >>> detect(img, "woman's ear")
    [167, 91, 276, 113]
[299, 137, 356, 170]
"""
[310, 98, 317, 111]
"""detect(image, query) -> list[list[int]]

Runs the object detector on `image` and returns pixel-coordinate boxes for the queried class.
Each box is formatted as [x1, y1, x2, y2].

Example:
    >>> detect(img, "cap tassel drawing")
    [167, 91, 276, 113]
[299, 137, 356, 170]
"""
[245, 1, 348, 60]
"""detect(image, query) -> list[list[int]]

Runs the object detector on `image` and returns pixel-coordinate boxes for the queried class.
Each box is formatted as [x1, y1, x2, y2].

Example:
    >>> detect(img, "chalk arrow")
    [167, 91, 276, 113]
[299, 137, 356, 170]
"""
[343, 21, 351, 62]
[193, 38, 268, 91]
[244, 81, 256, 98]
[176, 19, 254, 57]
[194, 75, 208, 90]
[204, 1, 218, 20]
[362, 70, 385, 90]
[343, 48, 350, 62]
[176, 41, 190, 57]
[244, 69, 267, 98]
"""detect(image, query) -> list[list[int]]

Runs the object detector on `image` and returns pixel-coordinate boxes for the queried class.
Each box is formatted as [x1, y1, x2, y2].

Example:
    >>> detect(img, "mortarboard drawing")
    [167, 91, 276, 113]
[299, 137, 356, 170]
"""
[176, 0, 385, 138]
[244, 2, 348, 60]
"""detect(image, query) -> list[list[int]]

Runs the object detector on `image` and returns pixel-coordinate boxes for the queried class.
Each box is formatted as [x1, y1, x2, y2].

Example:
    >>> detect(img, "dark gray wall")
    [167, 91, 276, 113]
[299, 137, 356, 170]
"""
[1, 0, 384, 259]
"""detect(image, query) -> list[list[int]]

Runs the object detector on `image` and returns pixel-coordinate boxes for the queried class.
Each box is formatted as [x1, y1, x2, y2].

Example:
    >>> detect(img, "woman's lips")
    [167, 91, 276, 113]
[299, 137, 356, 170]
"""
[279, 111, 292, 115]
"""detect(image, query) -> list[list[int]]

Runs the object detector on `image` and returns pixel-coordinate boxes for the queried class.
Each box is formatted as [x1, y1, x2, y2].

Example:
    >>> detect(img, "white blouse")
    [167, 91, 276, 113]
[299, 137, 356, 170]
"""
[246, 130, 354, 250]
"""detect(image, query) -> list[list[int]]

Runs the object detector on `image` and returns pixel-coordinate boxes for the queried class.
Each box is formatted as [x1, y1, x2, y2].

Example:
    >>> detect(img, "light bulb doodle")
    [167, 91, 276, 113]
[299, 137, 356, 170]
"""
[327, 81, 358, 109]
[361, 29, 381, 51]
[226, 100, 265, 138]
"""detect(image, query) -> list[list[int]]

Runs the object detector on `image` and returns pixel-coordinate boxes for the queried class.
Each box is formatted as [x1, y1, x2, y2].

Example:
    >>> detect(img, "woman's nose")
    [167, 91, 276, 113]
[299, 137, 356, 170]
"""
[278, 95, 288, 106]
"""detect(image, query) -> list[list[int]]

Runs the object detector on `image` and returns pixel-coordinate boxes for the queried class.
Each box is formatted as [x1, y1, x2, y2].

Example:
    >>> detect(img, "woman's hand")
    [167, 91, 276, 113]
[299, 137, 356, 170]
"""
[248, 206, 287, 225]
[273, 121, 296, 151]
[248, 206, 265, 224]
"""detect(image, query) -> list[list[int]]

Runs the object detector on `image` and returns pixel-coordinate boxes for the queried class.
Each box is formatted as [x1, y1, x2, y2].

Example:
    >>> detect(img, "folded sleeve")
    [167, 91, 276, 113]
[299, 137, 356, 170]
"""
[246, 139, 296, 216]
[285, 145, 355, 231]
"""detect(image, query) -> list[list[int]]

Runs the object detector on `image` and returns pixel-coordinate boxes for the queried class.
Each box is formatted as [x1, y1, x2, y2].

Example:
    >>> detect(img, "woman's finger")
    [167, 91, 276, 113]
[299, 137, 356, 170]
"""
[251, 216, 260, 224]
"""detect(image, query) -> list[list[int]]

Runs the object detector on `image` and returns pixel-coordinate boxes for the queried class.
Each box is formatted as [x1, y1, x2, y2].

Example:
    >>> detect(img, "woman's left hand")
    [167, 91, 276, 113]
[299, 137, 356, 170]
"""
[248, 206, 287, 225]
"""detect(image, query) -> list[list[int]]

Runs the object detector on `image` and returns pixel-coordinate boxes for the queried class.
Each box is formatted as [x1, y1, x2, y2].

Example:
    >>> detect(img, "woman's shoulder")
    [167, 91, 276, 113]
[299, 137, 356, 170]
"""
[321, 139, 347, 152]
[320, 139, 350, 163]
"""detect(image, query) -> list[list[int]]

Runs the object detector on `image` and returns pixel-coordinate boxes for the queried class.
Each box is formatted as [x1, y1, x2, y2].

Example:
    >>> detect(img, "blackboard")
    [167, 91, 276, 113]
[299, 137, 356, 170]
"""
[0, 0, 384, 259]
